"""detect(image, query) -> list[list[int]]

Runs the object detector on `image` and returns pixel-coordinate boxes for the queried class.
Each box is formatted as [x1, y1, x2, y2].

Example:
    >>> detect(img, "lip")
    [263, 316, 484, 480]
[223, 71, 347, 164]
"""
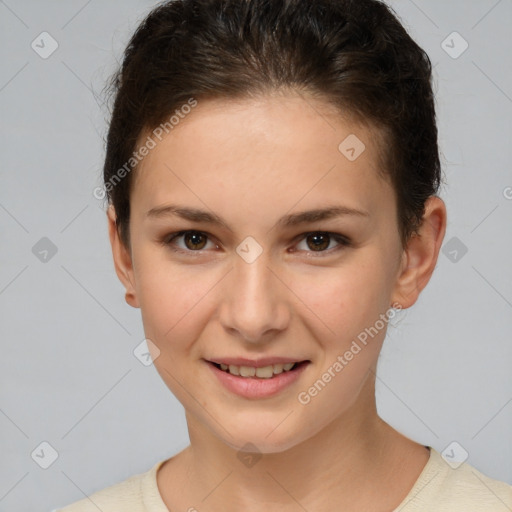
[206, 356, 309, 367]
[206, 359, 310, 399]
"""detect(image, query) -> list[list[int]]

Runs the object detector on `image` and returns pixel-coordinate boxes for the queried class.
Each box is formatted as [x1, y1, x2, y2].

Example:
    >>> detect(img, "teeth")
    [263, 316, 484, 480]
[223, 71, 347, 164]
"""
[216, 362, 299, 378]
[255, 366, 273, 378]
[239, 366, 256, 377]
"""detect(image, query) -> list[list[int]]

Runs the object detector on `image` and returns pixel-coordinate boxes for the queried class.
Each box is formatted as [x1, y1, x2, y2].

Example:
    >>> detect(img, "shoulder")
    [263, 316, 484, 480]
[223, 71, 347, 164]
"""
[54, 460, 166, 512]
[400, 447, 512, 511]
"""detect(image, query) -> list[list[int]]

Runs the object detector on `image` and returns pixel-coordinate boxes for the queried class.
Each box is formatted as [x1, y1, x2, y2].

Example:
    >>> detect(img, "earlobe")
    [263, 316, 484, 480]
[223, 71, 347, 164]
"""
[107, 205, 140, 309]
[391, 196, 447, 309]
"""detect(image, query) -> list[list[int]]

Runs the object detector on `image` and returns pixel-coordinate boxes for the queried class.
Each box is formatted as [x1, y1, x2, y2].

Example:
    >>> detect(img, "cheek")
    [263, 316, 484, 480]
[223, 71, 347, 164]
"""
[292, 265, 390, 413]
[137, 265, 219, 400]
[134, 255, 215, 350]
[296, 258, 392, 340]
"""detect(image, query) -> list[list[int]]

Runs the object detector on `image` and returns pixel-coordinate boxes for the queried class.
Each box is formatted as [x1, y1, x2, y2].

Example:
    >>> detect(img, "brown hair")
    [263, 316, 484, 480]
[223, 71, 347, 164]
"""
[103, 0, 442, 249]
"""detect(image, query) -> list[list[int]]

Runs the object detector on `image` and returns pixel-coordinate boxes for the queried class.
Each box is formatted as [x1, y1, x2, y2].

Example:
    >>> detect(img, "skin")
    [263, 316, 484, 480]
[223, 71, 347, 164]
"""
[108, 90, 447, 511]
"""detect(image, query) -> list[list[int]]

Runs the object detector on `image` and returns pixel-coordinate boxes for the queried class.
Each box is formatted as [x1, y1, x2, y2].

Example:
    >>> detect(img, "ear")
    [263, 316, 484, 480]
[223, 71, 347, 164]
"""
[107, 205, 140, 308]
[391, 196, 447, 309]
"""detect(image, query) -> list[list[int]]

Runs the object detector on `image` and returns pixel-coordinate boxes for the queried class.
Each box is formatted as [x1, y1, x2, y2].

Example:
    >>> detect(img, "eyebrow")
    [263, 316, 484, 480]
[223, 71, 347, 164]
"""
[146, 204, 369, 230]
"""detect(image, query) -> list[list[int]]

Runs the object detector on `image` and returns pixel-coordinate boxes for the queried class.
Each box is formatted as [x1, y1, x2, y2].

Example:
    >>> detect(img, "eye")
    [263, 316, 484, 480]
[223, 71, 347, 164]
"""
[162, 230, 350, 256]
[163, 230, 218, 252]
[294, 232, 351, 254]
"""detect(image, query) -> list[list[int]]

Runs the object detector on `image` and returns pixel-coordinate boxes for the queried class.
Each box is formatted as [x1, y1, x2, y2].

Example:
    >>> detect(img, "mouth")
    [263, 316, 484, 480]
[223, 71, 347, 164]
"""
[207, 360, 310, 379]
[206, 358, 311, 399]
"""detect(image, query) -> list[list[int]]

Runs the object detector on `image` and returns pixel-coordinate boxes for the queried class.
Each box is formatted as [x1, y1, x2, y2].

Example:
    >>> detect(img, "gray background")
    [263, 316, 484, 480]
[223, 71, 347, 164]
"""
[0, 0, 511, 510]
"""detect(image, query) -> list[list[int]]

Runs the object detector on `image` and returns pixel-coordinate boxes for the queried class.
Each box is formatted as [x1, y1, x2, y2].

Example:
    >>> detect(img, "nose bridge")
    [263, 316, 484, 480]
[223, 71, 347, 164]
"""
[220, 250, 287, 342]
[235, 252, 273, 300]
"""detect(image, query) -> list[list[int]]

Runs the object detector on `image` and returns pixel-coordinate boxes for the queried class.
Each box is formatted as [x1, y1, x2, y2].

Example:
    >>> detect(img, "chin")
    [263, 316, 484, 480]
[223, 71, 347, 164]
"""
[217, 420, 312, 455]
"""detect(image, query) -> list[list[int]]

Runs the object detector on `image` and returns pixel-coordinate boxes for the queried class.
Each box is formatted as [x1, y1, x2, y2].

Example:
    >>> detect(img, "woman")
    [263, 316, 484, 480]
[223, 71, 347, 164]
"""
[59, 0, 512, 510]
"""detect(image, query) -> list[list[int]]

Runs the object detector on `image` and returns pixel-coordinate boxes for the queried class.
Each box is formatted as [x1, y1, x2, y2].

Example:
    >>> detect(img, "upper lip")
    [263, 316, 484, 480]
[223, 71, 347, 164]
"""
[206, 357, 309, 367]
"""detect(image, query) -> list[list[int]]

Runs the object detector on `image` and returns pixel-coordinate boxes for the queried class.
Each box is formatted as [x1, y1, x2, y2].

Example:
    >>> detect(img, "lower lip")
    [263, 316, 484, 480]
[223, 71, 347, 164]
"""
[206, 360, 310, 399]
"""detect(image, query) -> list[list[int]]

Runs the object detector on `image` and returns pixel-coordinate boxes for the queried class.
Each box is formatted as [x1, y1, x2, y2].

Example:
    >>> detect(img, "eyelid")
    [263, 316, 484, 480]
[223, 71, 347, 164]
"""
[162, 230, 351, 256]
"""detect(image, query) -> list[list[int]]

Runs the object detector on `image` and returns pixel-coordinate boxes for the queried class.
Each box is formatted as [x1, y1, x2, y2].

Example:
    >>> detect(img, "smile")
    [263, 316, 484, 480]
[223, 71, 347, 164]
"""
[211, 361, 300, 379]
[206, 360, 311, 399]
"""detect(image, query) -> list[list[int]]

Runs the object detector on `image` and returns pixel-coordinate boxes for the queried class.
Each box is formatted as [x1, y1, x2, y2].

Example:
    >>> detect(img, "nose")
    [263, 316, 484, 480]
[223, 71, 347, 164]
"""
[219, 252, 290, 344]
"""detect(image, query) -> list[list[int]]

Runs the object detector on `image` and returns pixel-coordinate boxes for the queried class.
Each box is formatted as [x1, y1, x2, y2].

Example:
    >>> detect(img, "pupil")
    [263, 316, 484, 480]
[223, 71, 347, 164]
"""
[186, 232, 206, 250]
[308, 233, 329, 251]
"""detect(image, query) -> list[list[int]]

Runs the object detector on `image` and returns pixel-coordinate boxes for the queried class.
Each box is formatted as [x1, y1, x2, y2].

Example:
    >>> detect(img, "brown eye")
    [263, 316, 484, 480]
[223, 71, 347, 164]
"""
[294, 231, 351, 255]
[183, 231, 208, 250]
[163, 230, 215, 252]
[305, 233, 331, 251]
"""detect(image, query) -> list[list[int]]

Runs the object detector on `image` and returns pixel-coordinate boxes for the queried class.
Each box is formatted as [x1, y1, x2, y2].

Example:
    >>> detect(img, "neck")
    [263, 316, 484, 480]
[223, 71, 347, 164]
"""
[160, 373, 427, 511]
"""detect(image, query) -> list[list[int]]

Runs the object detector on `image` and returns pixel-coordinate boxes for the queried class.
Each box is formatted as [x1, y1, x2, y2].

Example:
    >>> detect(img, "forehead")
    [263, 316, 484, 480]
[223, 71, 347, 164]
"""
[130, 92, 394, 225]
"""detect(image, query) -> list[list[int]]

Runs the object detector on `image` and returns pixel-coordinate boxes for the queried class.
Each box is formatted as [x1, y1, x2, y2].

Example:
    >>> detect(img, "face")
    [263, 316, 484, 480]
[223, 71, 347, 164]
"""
[110, 92, 417, 454]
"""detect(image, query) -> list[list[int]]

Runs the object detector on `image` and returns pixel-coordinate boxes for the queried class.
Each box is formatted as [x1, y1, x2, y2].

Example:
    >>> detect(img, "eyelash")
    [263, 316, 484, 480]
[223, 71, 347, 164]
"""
[161, 230, 352, 257]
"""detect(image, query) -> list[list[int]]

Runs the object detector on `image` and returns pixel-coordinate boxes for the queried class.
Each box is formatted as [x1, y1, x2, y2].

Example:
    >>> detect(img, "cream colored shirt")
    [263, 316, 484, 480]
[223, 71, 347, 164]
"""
[55, 447, 512, 511]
